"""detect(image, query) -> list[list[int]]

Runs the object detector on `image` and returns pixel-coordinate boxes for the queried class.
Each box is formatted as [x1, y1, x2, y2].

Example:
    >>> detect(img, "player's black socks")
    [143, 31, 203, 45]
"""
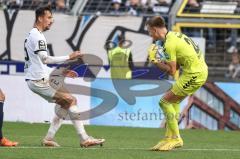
[0, 102, 4, 140]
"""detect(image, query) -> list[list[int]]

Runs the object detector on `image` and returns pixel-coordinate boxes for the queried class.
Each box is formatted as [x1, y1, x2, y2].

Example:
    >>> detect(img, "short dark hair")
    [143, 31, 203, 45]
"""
[146, 16, 165, 28]
[35, 5, 52, 22]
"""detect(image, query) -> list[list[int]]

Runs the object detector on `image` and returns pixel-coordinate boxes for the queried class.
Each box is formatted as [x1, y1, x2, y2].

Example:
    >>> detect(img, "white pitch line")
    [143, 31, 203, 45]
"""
[0, 147, 240, 152]
[180, 148, 240, 152]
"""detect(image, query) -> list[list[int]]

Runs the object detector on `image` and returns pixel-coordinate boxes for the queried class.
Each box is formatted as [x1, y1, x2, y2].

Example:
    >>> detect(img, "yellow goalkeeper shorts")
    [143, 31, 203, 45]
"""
[171, 70, 208, 96]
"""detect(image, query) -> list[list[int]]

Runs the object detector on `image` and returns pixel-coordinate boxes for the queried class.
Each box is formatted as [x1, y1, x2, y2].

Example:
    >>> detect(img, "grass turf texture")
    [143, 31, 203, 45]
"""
[0, 122, 240, 159]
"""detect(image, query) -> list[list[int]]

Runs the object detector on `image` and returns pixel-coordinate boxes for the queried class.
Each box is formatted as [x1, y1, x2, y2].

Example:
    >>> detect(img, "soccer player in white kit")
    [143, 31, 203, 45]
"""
[24, 5, 105, 147]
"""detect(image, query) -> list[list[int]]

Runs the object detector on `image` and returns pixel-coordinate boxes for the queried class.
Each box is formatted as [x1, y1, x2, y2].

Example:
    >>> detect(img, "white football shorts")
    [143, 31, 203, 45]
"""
[26, 79, 57, 103]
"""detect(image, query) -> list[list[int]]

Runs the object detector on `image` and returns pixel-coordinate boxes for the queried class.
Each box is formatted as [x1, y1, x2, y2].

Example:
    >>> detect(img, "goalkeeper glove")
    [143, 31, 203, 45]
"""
[148, 44, 158, 63]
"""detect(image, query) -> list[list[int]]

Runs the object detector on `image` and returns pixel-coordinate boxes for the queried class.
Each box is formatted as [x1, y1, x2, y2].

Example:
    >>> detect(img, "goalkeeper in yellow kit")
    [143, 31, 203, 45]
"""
[146, 16, 208, 151]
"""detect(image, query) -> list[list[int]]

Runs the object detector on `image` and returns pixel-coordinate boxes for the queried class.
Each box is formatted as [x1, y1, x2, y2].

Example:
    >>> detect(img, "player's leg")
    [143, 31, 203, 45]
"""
[0, 90, 4, 141]
[151, 90, 184, 151]
[54, 92, 105, 147]
[172, 102, 181, 147]
[27, 79, 104, 147]
[172, 101, 181, 147]
[172, 102, 180, 122]
[151, 99, 175, 150]
[157, 91, 185, 151]
[157, 102, 180, 148]
[151, 128, 171, 150]
[160, 96, 180, 139]
[0, 89, 18, 147]
[42, 113, 63, 147]
[54, 91, 89, 141]
[26, 80, 62, 147]
[159, 72, 208, 151]
[0, 89, 5, 141]
[162, 104, 180, 141]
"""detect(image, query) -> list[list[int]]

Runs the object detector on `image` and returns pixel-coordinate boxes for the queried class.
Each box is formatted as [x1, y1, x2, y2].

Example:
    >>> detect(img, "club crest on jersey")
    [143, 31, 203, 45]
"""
[39, 40, 46, 50]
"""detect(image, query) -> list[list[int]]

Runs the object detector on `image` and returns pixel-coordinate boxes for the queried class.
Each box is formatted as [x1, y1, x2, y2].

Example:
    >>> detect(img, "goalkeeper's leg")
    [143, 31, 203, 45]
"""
[151, 90, 184, 151]
[159, 99, 183, 151]
[151, 99, 179, 150]
[158, 102, 183, 151]
[163, 103, 179, 139]
[151, 123, 172, 150]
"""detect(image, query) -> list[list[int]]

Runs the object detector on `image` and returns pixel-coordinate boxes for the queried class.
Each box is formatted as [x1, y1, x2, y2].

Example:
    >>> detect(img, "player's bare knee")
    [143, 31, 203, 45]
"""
[63, 95, 76, 107]
[55, 98, 70, 108]
[71, 96, 77, 105]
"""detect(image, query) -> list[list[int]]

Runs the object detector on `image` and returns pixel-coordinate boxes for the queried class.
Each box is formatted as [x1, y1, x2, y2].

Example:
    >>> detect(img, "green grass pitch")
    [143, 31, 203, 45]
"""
[0, 122, 240, 159]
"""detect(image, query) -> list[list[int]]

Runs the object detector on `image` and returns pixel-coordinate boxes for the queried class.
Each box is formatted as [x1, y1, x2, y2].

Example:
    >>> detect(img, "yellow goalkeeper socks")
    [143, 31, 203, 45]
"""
[159, 99, 180, 138]
[165, 124, 172, 138]
[172, 102, 180, 122]
[165, 102, 180, 138]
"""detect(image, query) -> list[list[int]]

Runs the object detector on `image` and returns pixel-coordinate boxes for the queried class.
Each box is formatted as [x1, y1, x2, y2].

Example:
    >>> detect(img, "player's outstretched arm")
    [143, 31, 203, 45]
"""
[38, 51, 83, 64]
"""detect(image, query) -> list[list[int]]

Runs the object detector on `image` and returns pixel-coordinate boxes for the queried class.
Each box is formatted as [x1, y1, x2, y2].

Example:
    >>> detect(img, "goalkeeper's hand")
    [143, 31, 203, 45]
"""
[148, 44, 158, 64]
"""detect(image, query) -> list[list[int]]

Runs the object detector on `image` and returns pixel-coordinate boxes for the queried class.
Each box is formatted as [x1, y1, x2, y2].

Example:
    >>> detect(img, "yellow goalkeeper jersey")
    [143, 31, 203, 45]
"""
[163, 31, 208, 74]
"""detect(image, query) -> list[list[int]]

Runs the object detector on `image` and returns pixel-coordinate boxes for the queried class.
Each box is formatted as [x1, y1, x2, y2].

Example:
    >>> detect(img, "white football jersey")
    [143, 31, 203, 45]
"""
[24, 28, 51, 80]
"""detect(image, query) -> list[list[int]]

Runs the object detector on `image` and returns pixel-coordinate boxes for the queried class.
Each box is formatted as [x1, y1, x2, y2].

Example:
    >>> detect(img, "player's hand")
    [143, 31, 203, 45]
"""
[69, 51, 83, 60]
[148, 44, 158, 63]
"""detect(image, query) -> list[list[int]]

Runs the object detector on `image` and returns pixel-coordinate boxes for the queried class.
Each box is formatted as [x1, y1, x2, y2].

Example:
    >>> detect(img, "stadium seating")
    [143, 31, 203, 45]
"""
[0, 0, 76, 11]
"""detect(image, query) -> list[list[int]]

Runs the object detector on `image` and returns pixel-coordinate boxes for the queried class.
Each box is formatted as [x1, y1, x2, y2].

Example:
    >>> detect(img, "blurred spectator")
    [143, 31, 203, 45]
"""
[0, 0, 73, 13]
[0, 0, 2, 8]
[52, 0, 74, 11]
[225, 29, 240, 53]
[67, 0, 76, 11]
[29, 0, 44, 9]
[157, 0, 171, 5]
[140, 0, 154, 13]
[140, 0, 172, 14]
[126, 0, 141, 16]
[6, 0, 23, 9]
[55, 0, 66, 12]
[185, 0, 200, 13]
[112, 0, 122, 15]
[226, 49, 240, 79]
[207, 28, 216, 49]
[182, 28, 201, 37]
[182, 0, 201, 38]
[188, 0, 199, 7]
[49, 0, 69, 12]
[152, 0, 172, 14]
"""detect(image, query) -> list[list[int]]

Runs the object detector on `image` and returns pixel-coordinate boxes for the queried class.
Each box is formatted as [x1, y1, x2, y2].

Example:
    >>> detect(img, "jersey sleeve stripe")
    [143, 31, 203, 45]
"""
[34, 50, 47, 54]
